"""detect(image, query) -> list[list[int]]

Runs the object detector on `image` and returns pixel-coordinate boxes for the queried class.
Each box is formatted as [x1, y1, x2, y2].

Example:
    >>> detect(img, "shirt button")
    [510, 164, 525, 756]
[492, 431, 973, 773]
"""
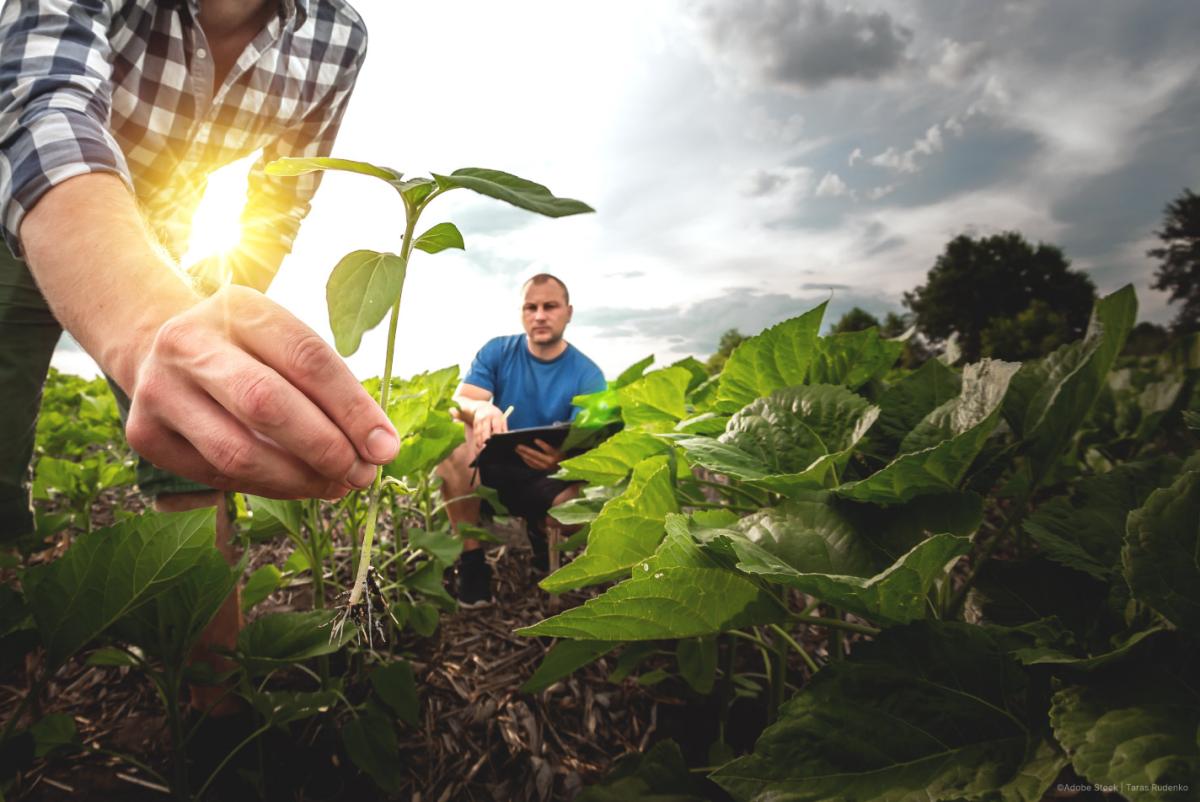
[196, 48, 208, 59]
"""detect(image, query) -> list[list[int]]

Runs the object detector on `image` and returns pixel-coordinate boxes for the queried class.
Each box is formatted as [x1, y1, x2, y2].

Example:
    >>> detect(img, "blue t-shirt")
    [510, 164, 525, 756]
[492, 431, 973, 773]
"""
[463, 334, 606, 430]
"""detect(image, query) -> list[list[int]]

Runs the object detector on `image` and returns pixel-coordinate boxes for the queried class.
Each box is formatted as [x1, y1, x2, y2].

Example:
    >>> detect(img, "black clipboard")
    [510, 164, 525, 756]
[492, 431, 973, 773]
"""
[470, 423, 571, 469]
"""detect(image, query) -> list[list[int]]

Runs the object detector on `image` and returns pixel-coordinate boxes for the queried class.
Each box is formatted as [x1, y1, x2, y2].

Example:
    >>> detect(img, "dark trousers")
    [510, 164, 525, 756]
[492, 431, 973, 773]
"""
[0, 245, 206, 537]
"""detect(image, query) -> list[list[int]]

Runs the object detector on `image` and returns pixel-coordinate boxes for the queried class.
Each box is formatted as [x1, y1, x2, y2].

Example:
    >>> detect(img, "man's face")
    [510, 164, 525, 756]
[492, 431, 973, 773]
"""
[522, 280, 572, 346]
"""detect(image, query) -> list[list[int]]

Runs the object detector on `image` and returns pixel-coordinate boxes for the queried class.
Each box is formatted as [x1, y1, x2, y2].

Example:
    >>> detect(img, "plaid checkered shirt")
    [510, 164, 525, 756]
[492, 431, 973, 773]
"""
[0, 0, 367, 289]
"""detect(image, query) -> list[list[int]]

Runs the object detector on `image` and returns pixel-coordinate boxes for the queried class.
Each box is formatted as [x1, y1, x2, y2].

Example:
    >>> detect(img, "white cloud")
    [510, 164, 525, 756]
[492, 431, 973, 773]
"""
[848, 147, 863, 166]
[815, 171, 849, 197]
[869, 120, 958, 174]
[743, 107, 806, 143]
[929, 39, 989, 85]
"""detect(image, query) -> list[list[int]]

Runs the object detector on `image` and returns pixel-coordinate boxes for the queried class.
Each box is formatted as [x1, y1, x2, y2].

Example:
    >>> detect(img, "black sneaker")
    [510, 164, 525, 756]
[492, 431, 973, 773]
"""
[456, 549, 493, 608]
[526, 520, 550, 575]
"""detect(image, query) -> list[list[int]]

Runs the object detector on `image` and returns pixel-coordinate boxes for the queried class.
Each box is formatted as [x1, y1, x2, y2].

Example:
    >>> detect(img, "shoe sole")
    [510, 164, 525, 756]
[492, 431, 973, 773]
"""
[458, 597, 494, 610]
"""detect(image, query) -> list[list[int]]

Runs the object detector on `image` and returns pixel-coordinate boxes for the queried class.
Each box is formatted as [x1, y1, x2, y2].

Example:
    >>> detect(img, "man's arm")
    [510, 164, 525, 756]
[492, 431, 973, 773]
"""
[21, 174, 397, 499]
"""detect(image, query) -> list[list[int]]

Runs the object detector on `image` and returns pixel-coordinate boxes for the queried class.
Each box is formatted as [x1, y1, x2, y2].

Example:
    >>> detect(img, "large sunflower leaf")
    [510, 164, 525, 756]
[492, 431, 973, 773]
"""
[556, 430, 675, 485]
[716, 303, 827, 411]
[541, 457, 679, 592]
[722, 532, 968, 625]
[807, 328, 904, 389]
[521, 520, 786, 640]
[691, 497, 976, 624]
[868, 359, 962, 461]
[24, 510, 213, 667]
[617, 367, 692, 431]
[712, 622, 1065, 802]
[677, 385, 878, 493]
[1003, 286, 1136, 482]
[836, 360, 1018, 504]
[1050, 644, 1200, 799]
[1024, 458, 1180, 580]
[1122, 470, 1200, 634]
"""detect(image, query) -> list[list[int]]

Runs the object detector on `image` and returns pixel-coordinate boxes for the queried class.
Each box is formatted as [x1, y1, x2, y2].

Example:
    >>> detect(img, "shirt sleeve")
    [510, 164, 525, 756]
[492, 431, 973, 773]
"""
[0, 0, 133, 257]
[216, 13, 368, 291]
[463, 338, 502, 394]
[580, 359, 607, 395]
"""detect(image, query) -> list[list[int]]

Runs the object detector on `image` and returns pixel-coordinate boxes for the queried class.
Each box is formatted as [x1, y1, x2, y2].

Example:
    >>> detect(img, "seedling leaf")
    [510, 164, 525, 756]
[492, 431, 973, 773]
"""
[432, 168, 594, 217]
[413, 222, 465, 254]
[327, 249, 407, 357]
[265, 156, 401, 182]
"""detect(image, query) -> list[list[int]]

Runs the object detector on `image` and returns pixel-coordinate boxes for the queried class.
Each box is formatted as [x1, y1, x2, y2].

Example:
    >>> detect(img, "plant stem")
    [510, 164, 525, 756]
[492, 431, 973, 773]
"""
[717, 635, 735, 744]
[305, 500, 326, 611]
[768, 641, 787, 725]
[194, 725, 271, 800]
[304, 500, 331, 681]
[791, 614, 880, 637]
[946, 496, 1029, 619]
[347, 210, 417, 607]
[160, 668, 189, 801]
[769, 623, 819, 675]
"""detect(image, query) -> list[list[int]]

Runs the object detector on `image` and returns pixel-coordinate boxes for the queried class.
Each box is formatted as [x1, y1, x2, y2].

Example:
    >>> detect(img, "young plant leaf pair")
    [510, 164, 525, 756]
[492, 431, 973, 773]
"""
[265, 157, 593, 357]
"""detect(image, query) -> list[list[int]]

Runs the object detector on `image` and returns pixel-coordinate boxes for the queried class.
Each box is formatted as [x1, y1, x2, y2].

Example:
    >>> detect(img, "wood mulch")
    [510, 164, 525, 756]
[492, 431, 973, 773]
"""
[2, 498, 684, 802]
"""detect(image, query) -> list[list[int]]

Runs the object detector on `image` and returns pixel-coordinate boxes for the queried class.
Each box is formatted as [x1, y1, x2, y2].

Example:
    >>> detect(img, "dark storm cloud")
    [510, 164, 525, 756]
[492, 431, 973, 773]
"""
[693, 0, 913, 90]
[910, 0, 1200, 73]
[575, 286, 901, 354]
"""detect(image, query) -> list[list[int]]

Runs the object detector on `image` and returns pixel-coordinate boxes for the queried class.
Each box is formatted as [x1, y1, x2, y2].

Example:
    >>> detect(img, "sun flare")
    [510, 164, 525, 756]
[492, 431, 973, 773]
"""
[180, 152, 258, 268]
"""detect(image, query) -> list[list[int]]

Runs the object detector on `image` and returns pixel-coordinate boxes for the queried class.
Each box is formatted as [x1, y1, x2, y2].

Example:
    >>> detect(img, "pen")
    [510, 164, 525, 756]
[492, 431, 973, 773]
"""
[502, 405, 514, 420]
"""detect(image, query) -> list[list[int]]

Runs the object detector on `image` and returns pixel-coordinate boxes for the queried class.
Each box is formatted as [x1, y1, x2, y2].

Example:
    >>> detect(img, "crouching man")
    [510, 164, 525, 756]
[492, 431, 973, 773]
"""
[436, 273, 605, 606]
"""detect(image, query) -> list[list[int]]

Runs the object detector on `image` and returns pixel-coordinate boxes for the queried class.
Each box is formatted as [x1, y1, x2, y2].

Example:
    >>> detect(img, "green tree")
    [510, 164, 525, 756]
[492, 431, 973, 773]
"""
[903, 231, 1096, 362]
[832, 307, 881, 334]
[879, 312, 911, 339]
[1149, 188, 1200, 333]
[706, 328, 746, 375]
[979, 300, 1073, 361]
[1122, 321, 1170, 357]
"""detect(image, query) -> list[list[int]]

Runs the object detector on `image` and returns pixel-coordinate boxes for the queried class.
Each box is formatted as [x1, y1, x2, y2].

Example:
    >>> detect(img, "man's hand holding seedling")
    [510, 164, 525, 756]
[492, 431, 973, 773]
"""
[21, 174, 399, 500]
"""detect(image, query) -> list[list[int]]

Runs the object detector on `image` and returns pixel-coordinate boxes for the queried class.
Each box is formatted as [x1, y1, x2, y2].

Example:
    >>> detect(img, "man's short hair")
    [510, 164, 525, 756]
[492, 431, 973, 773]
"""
[522, 273, 570, 304]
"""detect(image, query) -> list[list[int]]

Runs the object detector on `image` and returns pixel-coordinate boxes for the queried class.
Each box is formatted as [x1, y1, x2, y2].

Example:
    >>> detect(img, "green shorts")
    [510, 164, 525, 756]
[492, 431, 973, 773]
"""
[0, 244, 208, 537]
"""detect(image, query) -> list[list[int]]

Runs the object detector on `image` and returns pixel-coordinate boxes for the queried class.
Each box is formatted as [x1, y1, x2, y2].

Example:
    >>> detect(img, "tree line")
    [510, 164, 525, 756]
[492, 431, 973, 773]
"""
[707, 187, 1199, 371]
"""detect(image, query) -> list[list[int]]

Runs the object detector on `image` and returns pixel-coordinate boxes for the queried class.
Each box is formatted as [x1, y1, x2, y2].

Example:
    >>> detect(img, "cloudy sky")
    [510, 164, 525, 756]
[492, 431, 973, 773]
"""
[54, 0, 1200, 380]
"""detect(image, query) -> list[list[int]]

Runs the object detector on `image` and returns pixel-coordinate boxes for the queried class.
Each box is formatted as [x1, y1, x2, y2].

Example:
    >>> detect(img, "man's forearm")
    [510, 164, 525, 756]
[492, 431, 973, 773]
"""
[20, 174, 198, 393]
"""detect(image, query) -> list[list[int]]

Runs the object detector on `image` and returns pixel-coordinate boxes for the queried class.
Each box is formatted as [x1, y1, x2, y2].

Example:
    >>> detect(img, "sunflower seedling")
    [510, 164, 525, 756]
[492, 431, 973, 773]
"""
[264, 157, 592, 640]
